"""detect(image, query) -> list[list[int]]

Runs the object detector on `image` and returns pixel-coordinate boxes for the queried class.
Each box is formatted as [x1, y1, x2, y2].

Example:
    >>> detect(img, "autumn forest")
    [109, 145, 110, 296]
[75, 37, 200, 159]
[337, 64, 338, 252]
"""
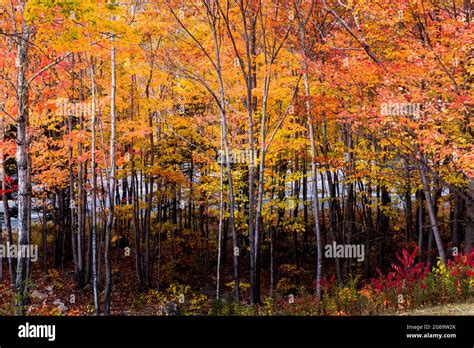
[0, 0, 473, 316]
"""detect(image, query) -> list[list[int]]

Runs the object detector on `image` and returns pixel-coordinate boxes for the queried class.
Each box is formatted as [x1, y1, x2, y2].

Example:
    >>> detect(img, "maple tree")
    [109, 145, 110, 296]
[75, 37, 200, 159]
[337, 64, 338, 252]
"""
[0, 0, 472, 316]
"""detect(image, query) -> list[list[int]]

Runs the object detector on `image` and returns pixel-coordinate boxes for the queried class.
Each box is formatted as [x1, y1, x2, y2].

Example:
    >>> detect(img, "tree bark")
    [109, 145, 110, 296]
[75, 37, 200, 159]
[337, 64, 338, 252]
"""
[14, 4, 31, 314]
[104, 40, 117, 314]
[419, 161, 446, 263]
[299, 8, 323, 299]
[89, 58, 100, 314]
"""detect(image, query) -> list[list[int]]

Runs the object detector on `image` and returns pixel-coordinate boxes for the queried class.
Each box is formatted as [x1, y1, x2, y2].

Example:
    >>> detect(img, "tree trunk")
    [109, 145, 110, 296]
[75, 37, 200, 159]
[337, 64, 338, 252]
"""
[90, 59, 100, 313]
[419, 161, 446, 263]
[210, 16, 240, 301]
[1, 121, 14, 284]
[14, 8, 31, 314]
[300, 23, 323, 300]
[104, 41, 117, 314]
[464, 181, 474, 255]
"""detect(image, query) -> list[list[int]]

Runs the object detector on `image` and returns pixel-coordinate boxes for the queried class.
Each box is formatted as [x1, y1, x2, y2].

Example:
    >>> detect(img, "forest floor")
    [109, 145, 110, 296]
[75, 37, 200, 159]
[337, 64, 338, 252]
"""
[1, 266, 472, 316]
[1, 247, 472, 316]
[396, 302, 474, 316]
